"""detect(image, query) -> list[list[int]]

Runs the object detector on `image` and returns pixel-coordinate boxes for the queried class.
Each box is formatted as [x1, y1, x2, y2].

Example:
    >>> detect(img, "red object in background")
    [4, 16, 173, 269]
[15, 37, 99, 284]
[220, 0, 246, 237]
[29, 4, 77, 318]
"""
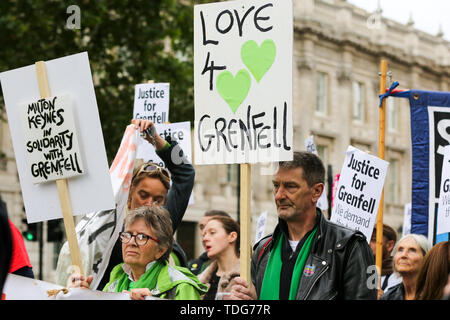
[8, 221, 32, 273]
[331, 174, 340, 209]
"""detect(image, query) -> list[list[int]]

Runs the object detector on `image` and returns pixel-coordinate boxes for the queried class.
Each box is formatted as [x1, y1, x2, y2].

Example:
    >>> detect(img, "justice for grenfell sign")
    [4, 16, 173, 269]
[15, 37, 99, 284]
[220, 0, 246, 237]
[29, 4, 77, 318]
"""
[331, 146, 389, 242]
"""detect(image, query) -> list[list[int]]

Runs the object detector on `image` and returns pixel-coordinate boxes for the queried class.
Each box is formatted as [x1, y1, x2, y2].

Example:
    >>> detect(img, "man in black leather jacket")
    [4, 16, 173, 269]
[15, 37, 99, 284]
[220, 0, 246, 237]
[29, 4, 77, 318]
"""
[229, 151, 377, 300]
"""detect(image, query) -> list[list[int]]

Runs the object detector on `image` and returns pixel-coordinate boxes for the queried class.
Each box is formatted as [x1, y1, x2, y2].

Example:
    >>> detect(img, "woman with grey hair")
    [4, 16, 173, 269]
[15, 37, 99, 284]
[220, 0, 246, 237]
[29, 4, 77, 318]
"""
[69, 205, 207, 300]
[380, 234, 431, 300]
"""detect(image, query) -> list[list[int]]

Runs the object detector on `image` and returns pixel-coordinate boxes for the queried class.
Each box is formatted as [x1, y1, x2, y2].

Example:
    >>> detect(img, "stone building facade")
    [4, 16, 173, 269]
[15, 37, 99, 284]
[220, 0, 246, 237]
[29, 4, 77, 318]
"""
[1, 0, 449, 280]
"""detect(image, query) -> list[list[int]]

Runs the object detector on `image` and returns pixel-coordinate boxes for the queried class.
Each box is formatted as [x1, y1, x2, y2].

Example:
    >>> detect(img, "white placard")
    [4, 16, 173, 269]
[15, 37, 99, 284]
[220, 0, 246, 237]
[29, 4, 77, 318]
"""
[2, 274, 159, 300]
[19, 94, 84, 183]
[255, 210, 268, 243]
[330, 146, 389, 242]
[133, 82, 170, 124]
[136, 122, 192, 165]
[135, 121, 194, 204]
[437, 145, 450, 234]
[194, 0, 293, 165]
[402, 202, 412, 237]
[304, 135, 328, 210]
[0, 52, 115, 223]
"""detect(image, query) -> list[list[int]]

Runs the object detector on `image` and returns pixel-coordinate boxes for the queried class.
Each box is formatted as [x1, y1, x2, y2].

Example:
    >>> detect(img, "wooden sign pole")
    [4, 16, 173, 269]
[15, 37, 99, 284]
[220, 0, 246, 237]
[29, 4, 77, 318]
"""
[375, 59, 387, 290]
[35, 61, 84, 276]
[240, 163, 251, 283]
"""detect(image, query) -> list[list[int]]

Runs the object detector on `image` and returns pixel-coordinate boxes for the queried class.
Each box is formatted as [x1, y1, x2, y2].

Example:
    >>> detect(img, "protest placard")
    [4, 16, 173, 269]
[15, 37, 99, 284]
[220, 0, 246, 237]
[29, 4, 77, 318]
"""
[0, 52, 114, 223]
[330, 146, 389, 242]
[135, 122, 191, 165]
[255, 210, 268, 243]
[2, 274, 159, 300]
[402, 203, 412, 237]
[437, 145, 450, 234]
[18, 93, 84, 183]
[135, 121, 194, 204]
[133, 82, 169, 124]
[194, 0, 293, 165]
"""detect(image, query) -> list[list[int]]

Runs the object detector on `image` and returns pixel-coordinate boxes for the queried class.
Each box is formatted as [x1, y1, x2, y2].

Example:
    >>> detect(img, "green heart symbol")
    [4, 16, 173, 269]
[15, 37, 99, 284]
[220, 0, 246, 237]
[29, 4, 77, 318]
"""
[216, 69, 251, 113]
[241, 39, 276, 83]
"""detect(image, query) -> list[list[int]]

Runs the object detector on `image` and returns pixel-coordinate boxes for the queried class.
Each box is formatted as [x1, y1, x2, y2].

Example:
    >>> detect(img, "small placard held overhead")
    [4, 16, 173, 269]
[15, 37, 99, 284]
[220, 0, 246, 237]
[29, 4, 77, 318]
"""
[19, 93, 84, 184]
[133, 82, 169, 124]
[135, 121, 194, 205]
[135, 121, 192, 166]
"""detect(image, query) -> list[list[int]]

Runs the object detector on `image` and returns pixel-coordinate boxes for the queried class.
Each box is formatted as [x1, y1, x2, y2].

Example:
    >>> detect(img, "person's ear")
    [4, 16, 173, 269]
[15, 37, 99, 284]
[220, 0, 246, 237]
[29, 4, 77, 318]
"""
[155, 246, 168, 261]
[228, 231, 238, 244]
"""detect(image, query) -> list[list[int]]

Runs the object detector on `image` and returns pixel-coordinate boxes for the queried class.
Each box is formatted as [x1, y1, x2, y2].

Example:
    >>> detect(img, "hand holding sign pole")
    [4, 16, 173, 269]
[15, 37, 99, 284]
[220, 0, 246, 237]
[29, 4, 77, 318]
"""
[35, 61, 84, 276]
[240, 163, 251, 283]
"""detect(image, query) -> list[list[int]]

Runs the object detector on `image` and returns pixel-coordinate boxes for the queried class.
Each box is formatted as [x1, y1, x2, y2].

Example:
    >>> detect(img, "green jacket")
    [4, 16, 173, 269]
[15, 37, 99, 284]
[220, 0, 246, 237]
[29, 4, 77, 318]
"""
[103, 261, 208, 300]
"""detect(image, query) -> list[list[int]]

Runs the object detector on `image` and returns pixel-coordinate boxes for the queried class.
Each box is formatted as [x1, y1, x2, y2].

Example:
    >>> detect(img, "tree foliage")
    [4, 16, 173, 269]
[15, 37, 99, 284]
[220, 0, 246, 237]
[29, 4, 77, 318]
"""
[0, 0, 195, 162]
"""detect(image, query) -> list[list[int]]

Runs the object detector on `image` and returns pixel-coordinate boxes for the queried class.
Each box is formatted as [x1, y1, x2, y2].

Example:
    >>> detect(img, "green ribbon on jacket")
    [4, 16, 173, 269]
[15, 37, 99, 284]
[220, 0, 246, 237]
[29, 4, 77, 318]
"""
[259, 227, 317, 300]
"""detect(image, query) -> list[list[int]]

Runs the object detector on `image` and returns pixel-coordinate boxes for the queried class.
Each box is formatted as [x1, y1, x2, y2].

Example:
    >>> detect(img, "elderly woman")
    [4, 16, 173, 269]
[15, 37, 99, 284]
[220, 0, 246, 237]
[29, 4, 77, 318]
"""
[70, 205, 207, 300]
[380, 234, 431, 300]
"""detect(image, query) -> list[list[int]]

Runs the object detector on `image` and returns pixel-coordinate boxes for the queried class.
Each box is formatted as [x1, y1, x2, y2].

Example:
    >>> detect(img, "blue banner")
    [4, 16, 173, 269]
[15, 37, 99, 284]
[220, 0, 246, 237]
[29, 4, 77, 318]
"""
[407, 90, 450, 243]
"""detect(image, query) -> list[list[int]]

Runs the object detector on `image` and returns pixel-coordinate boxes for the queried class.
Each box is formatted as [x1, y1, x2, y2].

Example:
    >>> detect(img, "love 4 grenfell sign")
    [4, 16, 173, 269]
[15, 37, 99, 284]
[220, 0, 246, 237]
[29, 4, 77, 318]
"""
[194, 0, 293, 165]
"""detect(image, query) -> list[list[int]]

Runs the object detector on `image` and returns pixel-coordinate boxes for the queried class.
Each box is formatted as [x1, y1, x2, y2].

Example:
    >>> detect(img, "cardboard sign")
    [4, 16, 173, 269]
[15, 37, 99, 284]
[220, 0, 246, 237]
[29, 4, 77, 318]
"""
[255, 210, 268, 243]
[133, 82, 170, 124]
[136, 121, 192, 165]
[330, 146, 389, 242]
[0, 52, 115, 223]
[403, 203, 412, 237]
[437, 145, 450, 234]
[194, 0, 293, 164]
[2, 274, 159, 300]
[19, 94, 84, 183]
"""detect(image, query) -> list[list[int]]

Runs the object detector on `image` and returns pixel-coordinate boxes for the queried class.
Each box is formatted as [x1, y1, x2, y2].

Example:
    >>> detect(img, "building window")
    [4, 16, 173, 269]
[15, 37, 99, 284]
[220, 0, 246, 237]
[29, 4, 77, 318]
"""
[388, 159, 399, 203]
[316, 72, 328, 115]
[352, 81, 365, 122]
[387, 98, 398, 132]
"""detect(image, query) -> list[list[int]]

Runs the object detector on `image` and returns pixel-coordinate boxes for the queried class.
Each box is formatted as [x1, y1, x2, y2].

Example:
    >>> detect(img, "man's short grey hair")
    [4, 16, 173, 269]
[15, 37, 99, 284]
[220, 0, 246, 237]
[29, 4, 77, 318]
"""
[124, 205, 173, 263]
[278, 151, 325, 187]
[392, 233, 431, 274]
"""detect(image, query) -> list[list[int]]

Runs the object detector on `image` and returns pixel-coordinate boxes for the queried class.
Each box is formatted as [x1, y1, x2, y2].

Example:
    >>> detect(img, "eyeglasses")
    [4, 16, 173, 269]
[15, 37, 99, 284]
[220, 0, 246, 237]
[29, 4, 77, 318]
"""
[132, 162, 171, 185]
[119, 232, 159, 246]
